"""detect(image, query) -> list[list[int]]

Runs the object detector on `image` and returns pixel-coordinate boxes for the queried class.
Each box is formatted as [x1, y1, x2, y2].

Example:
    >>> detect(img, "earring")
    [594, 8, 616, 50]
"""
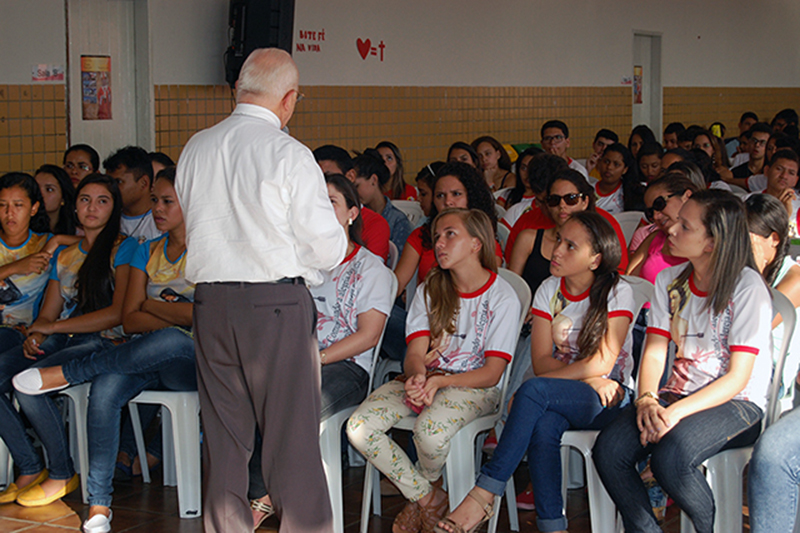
[348, 218, 353, 226]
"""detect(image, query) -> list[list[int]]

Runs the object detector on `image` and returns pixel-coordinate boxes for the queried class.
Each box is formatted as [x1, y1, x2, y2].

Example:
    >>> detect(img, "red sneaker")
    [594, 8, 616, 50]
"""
[482, 435, 498, 453]
[516, 488, 535, 510]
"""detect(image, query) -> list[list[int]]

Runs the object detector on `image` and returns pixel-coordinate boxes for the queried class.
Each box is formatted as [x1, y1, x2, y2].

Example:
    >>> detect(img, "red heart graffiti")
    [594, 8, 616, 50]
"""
[356, 38, 371, 60]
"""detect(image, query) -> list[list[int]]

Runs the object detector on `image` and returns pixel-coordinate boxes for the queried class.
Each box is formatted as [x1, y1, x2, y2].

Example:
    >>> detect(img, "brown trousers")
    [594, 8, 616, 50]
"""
[194, 282, 332, 533]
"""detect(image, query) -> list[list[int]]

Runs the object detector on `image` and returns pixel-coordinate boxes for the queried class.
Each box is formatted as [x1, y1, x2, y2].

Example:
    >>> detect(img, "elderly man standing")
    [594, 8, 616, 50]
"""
[176, 48, 346, 532]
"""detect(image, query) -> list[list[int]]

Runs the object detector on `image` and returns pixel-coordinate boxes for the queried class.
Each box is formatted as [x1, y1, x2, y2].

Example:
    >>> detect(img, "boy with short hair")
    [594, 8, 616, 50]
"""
[729, 122, 773, 187]
[663, 122, 685, 151]
[586, 128, 619, 179]
[103, 145, 160, 243]
[540, 120, 588, 179]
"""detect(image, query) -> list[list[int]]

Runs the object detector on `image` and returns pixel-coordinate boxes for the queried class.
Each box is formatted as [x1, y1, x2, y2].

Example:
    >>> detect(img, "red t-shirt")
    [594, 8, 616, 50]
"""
[406, 226, 503, 283]
[387, 184, 418, 201]
[361, 207, 390, 261]
[505, 206, 629, 273]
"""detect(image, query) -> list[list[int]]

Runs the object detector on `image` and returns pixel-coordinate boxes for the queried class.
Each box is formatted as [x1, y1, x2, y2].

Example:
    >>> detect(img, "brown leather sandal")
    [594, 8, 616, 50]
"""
[392, 500, 421, 533]
[433, 488, 494, 533]
[419, 484, 450, 533]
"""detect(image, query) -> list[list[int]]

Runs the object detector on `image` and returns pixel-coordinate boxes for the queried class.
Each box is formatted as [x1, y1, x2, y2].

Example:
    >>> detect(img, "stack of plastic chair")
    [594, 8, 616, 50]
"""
[360, 268, 531, 533]
[680, 288, 796, 533]
[494, 275, 654, 533]
[128, 390, 201, 518]
[319, 272, 396, 533]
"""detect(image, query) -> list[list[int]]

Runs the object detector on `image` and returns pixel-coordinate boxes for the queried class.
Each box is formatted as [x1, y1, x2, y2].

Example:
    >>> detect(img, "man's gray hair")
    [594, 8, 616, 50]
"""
[237, 48, 298, 102]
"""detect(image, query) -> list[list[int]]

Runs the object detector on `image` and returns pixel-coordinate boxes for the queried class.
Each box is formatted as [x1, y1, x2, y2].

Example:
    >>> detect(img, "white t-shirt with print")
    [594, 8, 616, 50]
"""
[121, 210, 162, 244]
[746, 173, 767, 193]
[594, 182, 625, 214]
[406, 271, 521, 376]
[501, 197, 536, 230]
[647, 265, 773, 410]
[531, 276, 636, 387]
[311, 245, 393, 374]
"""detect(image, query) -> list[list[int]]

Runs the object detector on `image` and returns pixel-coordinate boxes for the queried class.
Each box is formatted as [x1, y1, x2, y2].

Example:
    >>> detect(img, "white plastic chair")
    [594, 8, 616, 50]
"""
[359, 269, 531, 533]
[320, 272, 396, 533]
[59, 383, 92, 504]
[495, 204, 507, 221]
[0, 393, 16, 490]
[493, 187, 513, 201]
[392, 200, 424, 227]
[387, 241, 400, 270]
[726, 183, 749, 198]
[129, 390, 201, 518]
[613, 211, 646, 246]
[680, 288, 796, 533]
[494, 275, 654, 533]
[496, 224, 510, 256]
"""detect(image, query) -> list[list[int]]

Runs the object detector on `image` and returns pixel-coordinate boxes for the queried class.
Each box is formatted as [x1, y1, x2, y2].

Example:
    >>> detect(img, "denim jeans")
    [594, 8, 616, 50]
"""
[59, 327, 195, 507]
[476, 377, 631, 533]
[0, 326, 25, 353]
[593, 400, 763, 533]
[14, 333, 114, 479]
[248, 359, 369, 500]
[380, 303, 407, 362]
[749, 405, 800, 533]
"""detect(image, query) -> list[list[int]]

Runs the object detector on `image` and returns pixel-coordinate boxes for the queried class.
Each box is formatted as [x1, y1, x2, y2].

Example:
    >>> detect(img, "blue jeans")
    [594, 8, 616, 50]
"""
[749, 405, 800, 533]
[14, 333, 114, 479]
[380, 304, 407, 362]
[593, 400, 762, 533]
[248, 359, 369, 500]
[476, 377, 631, 533]
[59, 327, 196, 507]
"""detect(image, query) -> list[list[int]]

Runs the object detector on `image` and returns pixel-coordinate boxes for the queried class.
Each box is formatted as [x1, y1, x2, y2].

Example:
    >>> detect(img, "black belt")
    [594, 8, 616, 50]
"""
[213, 277, 305, 287]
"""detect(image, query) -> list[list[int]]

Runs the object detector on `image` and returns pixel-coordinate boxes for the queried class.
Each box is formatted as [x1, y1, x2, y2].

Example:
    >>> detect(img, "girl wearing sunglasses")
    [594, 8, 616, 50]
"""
[627, 173, 698, 281]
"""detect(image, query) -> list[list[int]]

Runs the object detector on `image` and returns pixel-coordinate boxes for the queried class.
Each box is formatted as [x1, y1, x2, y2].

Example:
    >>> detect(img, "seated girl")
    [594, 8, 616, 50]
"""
[500, 146, 543, 216]
[592, 142, 638, 214]
[593, 190, 773, 533]
[0, 173, 136, 507]
[247, 175, 393, 528]
[376, 141, 417, 201]
[348, 208, 520, 533]
[33, 165, 77, 235]
[437, 211, 636, 533]
[471, 136, 515, 193]
[13, 167, 195, 532]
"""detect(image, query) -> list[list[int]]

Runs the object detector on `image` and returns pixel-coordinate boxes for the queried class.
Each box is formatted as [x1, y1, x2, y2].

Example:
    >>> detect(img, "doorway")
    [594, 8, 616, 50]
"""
[632, 32, 662, 141]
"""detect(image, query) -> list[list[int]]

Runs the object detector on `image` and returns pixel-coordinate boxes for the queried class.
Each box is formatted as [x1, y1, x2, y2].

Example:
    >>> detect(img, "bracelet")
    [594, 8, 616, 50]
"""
[635, 391, 659, 406]
[320, 351, 328, 365]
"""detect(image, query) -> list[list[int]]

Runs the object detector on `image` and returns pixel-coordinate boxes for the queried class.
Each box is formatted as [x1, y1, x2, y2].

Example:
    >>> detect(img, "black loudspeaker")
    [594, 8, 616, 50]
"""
[224, 0, 295, 88]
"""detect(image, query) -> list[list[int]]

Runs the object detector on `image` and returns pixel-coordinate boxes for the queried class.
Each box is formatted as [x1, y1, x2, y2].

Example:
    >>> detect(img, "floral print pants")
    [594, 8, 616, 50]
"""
[347, 379, 500, 501]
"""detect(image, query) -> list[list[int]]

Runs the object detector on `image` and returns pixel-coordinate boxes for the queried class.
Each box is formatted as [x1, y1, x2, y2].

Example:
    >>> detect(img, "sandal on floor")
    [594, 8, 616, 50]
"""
[433, 488, 494, 533]
[392, 500, 420, 533]
[419, 485, 450, 533]
[251, 498, 274, 530]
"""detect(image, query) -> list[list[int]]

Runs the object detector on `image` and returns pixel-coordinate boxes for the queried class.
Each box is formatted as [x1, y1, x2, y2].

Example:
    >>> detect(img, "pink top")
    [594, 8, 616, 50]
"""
[639, 231, 687, 284]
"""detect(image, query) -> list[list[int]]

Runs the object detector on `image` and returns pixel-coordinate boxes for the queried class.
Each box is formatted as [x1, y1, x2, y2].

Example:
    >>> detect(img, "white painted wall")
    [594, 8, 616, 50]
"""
[0, 0, 65, 84]
[293, 0, 800, 87]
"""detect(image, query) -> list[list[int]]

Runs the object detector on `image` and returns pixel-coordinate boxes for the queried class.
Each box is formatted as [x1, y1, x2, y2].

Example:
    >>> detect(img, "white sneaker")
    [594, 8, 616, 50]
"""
[12, 368, 68, 395]
[83, 510, 112, 533]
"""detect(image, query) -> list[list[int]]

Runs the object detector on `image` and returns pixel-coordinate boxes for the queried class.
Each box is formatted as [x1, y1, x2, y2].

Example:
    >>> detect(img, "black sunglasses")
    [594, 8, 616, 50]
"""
[645, 192, 680, 222]
[546, 193, 585, 207]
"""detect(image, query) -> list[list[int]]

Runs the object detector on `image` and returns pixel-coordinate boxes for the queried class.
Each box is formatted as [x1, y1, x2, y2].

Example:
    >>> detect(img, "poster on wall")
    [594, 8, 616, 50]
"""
[633, 66, 643, 104]
[81, 55, 112, 120]
[31, 65, 64, 82]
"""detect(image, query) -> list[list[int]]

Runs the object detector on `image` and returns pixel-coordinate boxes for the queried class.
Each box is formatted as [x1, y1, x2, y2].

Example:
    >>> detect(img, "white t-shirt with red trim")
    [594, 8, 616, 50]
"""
[531, 276, 636, 387]
[568, 158, 589, 179]
[311, 245, 394, 374]
[646, 264, 773, 410]
[501, 197, 536, 230]
[406, 270, 521, 376]
[746, 173, 767, 193]
[593, 182, 625, 214]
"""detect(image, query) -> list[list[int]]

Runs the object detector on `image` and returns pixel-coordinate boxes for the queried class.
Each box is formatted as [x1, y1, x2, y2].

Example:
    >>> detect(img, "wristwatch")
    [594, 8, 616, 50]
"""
[635, 391, 659, 406]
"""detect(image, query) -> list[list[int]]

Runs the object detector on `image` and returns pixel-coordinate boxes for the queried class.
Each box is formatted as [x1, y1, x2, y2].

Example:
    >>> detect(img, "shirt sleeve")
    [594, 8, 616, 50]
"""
[48, 247, 64, 281]
[405, 282, 431, 343]
[356, 253, 394, 318]
[406, 227, 424, 255]
[729, 270, 772, 355]
[483, 281, 522, 361]
[361, 208, 390, 261]
[647, 268, 674, 339]
[531, 277, 557, 321]
[608, 280, 635, 322]
[285, 152, 348, 272]
[113, 237, 139, 267]
[129, 239, 152, 273]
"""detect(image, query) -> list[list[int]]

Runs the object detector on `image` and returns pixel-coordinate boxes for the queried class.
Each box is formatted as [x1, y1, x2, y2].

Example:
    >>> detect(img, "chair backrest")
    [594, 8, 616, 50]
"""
[392, 200, 424, 227]
[493, 187, 513, 200]
[367, 271, 398, 392]
[496, 268, 533, 411]
[496, 224, 510, 255]
[495, 203, 507, 220]
[614, 211, 646, 246]
[727, 183, 749, 198]
[386, 241, 399, 270]
[767, 287, 797, 427]
[621, 275, 655, 324]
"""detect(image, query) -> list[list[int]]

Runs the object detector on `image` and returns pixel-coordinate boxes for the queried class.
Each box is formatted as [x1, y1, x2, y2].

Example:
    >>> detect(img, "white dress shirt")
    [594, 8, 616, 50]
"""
[176, 103, 347, 286]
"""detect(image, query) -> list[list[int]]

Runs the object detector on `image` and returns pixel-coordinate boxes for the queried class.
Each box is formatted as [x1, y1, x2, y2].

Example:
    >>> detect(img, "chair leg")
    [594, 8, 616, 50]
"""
[583, 449, 618, 533]
[128, 403, 151, 484]
[319, 416, 345, 533]
[62, 384, 90, 504]
[0, 432, 11, 489]
[360, 462, 375, 533]
[165, 398, 201, 518]
[161, 407, 177, 486]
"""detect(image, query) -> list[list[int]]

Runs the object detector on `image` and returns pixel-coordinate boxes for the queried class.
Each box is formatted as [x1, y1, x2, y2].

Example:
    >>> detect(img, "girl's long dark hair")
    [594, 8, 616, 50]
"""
[746, 194, 790, 285]
[602, 143, 642, 211]
[569, 211, 622, 359]
[34, 165, 77, 235]
[325, 174, 364, 246]
[674, 190, 759, 315]
[0, 173, 51, 234]
[506, 147, 544, 208]
[74, 173, 123, 314]
[375, 141, 406, 200]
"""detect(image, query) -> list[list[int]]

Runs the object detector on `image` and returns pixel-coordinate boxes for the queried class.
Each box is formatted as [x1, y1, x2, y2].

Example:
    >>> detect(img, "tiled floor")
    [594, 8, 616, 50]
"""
[0, 464, 691, 533]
